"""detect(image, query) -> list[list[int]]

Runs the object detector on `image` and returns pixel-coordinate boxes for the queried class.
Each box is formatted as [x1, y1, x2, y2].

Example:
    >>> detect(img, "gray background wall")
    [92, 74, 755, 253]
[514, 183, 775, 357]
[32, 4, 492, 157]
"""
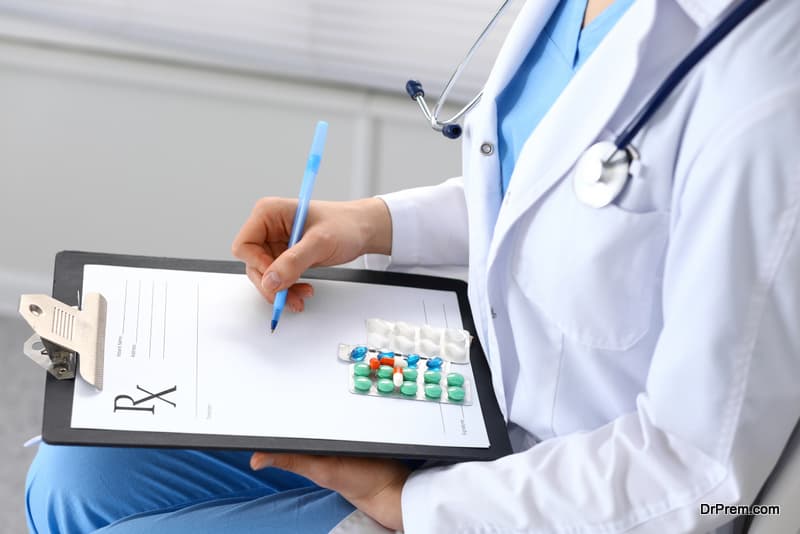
[0, 15, 464, 533]
[0, 31, 463, 313]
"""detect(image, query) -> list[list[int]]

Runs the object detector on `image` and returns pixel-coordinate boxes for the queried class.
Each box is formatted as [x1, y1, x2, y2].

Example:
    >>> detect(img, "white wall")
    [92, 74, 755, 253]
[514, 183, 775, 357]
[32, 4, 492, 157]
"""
[0, 20, 464, 315]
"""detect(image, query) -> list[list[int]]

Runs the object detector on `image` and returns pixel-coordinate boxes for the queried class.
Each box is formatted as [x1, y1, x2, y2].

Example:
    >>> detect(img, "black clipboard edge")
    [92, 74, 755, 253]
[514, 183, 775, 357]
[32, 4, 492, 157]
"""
[42, 250, 512, 462]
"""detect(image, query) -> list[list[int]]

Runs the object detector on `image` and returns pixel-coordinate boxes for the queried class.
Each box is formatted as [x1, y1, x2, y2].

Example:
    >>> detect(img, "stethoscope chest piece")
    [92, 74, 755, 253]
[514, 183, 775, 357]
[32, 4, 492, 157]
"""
[573, 141, 634, 208]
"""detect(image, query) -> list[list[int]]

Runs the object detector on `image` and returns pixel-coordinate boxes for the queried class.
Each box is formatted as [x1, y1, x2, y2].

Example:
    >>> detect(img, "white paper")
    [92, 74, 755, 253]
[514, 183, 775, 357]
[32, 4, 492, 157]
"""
[72, 265, 490, 448]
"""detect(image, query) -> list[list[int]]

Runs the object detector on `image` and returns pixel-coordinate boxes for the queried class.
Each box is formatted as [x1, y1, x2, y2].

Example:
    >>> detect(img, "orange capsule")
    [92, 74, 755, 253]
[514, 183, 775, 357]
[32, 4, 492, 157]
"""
[380, 357, 395, 367]
[369, 357, 380, 371]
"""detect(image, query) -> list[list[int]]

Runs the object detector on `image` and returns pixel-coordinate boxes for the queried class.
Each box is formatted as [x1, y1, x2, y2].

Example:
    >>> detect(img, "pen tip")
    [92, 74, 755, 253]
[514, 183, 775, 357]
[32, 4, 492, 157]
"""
[270, 320, 278, 334]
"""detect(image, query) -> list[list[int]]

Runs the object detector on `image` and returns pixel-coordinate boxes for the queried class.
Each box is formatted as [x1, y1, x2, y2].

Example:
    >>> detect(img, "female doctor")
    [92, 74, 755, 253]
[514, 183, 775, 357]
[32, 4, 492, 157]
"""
[25, 0, 800, 532]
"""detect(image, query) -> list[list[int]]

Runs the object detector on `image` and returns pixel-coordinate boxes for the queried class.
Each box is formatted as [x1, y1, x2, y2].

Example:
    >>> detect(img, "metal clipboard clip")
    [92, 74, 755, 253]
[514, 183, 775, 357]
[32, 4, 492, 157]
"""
[18, 293, 107, 390]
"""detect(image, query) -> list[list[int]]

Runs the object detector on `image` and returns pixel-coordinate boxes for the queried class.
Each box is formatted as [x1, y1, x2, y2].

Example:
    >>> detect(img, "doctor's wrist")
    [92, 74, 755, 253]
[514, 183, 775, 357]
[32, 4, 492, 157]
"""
[354, 197, 393, 256]
[347, 471, 406, 532]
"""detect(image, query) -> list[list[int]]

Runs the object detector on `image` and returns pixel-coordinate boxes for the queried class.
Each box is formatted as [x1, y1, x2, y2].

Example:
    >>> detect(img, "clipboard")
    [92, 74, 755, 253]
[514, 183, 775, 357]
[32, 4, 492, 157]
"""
[23, 251, 512, 461]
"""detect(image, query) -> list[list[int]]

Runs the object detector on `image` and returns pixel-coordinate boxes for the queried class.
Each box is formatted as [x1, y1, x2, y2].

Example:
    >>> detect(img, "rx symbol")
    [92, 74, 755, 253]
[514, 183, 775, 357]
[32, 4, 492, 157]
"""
[113, 385, 177, 414]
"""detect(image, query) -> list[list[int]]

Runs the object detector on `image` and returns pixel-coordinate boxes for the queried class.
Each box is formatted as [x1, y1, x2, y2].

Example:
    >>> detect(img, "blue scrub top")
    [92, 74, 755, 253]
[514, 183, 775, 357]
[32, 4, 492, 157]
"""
[496, 0, 634, 195]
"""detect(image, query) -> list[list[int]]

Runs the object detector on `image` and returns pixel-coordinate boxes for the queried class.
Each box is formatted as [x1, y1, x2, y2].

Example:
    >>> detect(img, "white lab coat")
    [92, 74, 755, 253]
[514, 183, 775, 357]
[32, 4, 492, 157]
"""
[374, 0, 800, 532]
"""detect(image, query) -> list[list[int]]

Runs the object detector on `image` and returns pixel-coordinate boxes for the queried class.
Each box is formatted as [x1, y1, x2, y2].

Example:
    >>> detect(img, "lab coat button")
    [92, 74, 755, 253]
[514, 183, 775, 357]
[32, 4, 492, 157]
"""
[490, 307, 497, 319]
[480, 142, 494, 156]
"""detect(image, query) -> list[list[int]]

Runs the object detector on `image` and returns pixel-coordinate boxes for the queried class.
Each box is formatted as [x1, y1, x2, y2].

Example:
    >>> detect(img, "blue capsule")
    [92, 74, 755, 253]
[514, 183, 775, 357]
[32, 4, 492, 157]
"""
[350, 346, 368, 361]
[378, 350, 395, 360]
[426, 357, 443, 370]
[407, 354, 420, 368]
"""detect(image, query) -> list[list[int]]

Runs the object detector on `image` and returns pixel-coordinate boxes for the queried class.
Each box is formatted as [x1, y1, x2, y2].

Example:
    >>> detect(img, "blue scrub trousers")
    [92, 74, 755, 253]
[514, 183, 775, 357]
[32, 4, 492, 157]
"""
[25, 443, 355, 533]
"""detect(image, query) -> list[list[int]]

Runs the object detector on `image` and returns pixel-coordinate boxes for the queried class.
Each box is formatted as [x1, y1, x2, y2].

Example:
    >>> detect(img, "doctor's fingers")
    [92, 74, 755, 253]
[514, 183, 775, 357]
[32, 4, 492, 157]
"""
[265, 230, 337, 293]
[245, 265, 313, 311]
[250, 452, 408, 502]
[251, 453, 352, 492]
[231, 197, 298, 271]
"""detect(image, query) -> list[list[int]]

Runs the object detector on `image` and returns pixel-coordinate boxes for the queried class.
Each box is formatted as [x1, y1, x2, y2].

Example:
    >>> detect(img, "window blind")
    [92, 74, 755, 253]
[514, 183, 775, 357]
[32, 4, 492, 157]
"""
[0, 0, 524, 102]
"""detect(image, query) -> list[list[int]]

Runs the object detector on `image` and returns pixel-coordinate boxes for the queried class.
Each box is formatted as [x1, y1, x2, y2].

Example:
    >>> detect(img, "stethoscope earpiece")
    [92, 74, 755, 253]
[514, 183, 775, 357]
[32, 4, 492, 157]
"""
[406, 79, 465, 139]
[442, 124, 463, 139]
[405, 80, 424, 100]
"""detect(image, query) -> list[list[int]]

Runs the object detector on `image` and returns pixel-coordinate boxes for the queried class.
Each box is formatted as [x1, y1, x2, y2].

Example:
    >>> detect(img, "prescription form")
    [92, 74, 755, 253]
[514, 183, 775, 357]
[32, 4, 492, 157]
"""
[70, 265, 490, 449]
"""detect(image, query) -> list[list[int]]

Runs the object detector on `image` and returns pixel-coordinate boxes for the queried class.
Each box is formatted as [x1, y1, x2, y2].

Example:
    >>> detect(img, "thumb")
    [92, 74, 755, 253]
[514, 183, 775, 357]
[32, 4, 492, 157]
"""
[261, 235, 324, 293]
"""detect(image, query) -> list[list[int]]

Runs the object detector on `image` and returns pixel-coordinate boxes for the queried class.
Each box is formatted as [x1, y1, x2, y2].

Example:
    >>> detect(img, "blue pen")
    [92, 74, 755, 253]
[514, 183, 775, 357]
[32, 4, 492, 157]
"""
[271, 120, 328, 333]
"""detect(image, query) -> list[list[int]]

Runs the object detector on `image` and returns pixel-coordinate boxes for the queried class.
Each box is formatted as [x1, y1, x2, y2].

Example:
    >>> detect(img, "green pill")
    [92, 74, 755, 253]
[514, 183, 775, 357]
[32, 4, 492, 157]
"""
[447, 386, 465, 401]
[353, 376, 372, 392]
[353, 363, 371, 377]
[400, 381, 418, 396]
[424, 383, 442, 399]
[424, 370, 441, 384]
[402, 369, 418, 381]
[377, 378, 394, 393]
[377, 365, 393, 379]
[446, 372, 465, 387]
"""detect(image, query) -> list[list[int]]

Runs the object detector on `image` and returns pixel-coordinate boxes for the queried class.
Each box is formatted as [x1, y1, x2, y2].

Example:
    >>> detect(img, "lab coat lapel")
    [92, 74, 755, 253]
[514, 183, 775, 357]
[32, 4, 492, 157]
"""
[464, 0, 560, 242]
[487, 0, 660, 266]
[462, 0, 558, 415]
[463, 0, 560, 283]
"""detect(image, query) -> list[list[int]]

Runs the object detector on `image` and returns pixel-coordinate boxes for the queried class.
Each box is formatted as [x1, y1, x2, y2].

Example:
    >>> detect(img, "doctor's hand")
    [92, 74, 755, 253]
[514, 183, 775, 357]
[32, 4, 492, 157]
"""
[232, 197, 392, 310]
[250, 452, 407, 531]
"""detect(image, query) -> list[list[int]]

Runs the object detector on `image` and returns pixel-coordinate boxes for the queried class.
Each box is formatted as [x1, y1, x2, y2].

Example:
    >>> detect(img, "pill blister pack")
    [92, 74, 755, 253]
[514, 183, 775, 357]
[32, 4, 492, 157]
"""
[364, 318, 472, 364]
[337, 343, 473, 405]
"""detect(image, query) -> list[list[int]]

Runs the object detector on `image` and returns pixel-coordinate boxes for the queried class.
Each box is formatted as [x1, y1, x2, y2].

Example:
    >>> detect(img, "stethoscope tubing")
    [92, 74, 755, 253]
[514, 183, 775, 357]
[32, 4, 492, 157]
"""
[409, 0, 770, 147]
[614, 0, 768, 151]
[431, 0, 513, 124]
[406, 0, 512, 135]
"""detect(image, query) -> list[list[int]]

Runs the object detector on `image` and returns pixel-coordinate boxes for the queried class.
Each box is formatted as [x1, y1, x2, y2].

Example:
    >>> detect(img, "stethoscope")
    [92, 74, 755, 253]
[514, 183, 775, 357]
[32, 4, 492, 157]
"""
[406, 0, 768, 208]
